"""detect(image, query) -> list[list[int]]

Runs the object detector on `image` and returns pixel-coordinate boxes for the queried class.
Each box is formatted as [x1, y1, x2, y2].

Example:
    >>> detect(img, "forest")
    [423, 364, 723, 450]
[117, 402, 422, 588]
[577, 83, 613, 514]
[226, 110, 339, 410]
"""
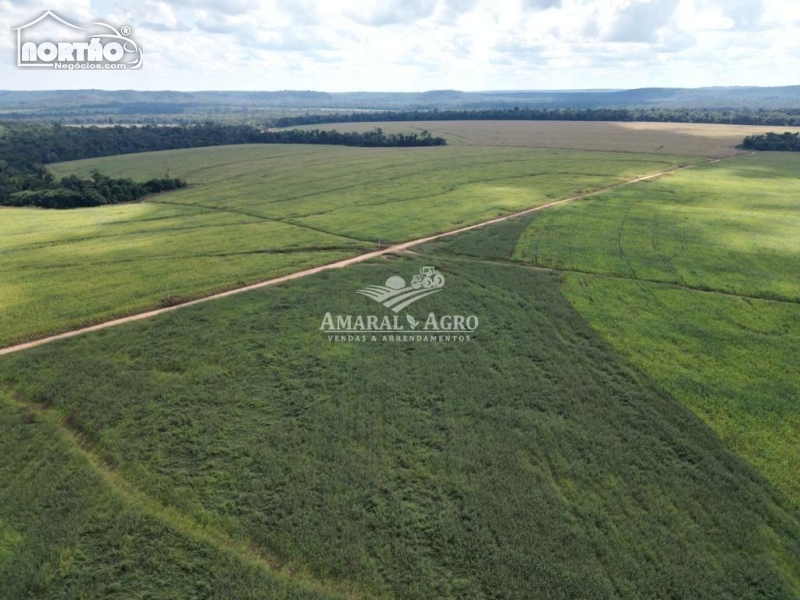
[1, 171, 187, 209]
[0, 122, 445, 208]
[274, 107, 800, 128]
[739, 131, 800, 151]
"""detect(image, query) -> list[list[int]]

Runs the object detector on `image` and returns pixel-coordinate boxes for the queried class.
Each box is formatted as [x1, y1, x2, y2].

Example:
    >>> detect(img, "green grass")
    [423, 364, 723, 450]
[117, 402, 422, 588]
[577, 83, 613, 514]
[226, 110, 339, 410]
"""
[1, 253, 798, 599]
[560, 274, 800, 507]
[514, 153, 800, 302]
[49, 144, 693, 243]
[485, 151, 800, 507]
[0, 391, 350, 600]
[0, 144, 695, 347]
[4, 137, 798, 597]
[0, 201, 364, 347]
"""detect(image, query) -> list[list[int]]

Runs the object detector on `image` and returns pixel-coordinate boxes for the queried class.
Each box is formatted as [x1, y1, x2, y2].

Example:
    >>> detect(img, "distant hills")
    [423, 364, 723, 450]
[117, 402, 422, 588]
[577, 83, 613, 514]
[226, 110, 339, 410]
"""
[1, 86, 799, 116]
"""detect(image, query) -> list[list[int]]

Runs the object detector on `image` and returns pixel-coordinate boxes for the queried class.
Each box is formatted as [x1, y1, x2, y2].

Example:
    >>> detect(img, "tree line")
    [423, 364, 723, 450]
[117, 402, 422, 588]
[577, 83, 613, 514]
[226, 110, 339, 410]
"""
[739, 132, 800, 151]
[273, 107, 800, 128]
[0, 122, 446, 209]
[1, 122, 445, 165]
[2, 172, 187, 209]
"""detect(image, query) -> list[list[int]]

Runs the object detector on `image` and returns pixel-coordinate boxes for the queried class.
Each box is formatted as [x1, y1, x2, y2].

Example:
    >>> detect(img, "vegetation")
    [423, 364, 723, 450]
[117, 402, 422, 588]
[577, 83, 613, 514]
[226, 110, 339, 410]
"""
[0, 144, 693, 346]
[290, 120, 781, 158]
[514, 153, 800, 302]
[3, 87, 800, 124]
[1, 120, 799, 598]
[0, 391, 353, 599]
[275, 107, 800, 128]
[0, 121, 444, 166]
[740, 131, 800, 151]
[0, 121, 444, 208]
[48, 145, 693, 243]
[1, 254, 799, 599]
[478, 152, 800, 506]
[1, 171, 187, 209]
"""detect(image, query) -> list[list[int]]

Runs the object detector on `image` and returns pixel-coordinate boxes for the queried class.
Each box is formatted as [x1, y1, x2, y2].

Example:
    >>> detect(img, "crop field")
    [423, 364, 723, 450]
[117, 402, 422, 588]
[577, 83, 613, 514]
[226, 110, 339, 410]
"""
[1, 252, 799, 599]
[0, 390, 346, 600]
[0, 201, 368, 348]
[289, 120, 796, 158]
[435, 151, 800, 506]
[2, 125, 799, 598]
[1, 143, 694, 346]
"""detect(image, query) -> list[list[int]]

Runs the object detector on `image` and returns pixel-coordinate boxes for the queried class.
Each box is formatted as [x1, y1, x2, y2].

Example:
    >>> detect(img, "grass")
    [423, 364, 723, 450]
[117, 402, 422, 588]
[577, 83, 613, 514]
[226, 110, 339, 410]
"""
[0, 143, 694, 347]
[3, 130, 799, 597]
[0, 201, 364, 347]
[0, 390, 350, 600]
[514, 152, 800, 302]
[447, 151, 800, 508]
[289, 120, 795, 158]
[1, 253, 799, 599]
[560, 274, 800, 507]
[48, 145, 692, 243]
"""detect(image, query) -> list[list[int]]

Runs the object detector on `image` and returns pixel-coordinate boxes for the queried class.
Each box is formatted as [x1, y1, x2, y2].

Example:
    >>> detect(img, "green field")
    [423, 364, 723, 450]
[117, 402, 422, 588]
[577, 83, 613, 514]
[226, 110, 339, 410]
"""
[2, 129, 799, 598]
[434, 151, 800, 507]
[0, 391, 351, 600]
[1, 252, 798, 599]
[1, 144, 694, 346]
[289, 120, 790, 158]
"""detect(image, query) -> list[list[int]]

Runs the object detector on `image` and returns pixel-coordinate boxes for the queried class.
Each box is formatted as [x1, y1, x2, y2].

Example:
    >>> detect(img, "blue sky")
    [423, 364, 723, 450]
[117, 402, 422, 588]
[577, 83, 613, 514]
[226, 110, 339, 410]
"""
[2, 0, 797, 91]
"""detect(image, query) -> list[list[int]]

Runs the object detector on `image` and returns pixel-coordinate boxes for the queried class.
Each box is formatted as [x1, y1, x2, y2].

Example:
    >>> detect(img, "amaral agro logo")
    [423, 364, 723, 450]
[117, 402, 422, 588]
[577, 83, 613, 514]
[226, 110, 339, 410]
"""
[321, 266, 480, 343]
[14, 11, 142, 70]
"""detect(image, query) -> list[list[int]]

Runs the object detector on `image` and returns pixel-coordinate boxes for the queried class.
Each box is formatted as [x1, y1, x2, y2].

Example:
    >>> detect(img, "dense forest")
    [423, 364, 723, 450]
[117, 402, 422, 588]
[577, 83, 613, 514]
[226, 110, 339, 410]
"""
[0, 122, 445, 209]
[0, 122, 444, 165]
[1, 172, 187, 209]
[739, 131, 800, 151]
[274, 107, 800, 128]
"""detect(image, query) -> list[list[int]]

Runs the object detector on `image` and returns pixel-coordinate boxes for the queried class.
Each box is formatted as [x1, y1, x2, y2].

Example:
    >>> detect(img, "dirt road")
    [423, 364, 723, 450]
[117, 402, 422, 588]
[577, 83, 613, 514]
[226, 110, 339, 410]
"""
[0, 158, 724, 357]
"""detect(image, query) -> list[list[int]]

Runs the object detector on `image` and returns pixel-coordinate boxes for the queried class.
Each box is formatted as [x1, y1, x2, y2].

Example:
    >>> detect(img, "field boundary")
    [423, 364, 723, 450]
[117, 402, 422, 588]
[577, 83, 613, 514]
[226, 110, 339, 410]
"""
[0, 156, 729, 357]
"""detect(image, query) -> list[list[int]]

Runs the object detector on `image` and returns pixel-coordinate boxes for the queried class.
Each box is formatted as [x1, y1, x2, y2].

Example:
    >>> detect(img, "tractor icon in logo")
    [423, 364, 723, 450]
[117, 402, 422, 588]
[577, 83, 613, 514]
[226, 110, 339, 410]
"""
[357, 266, 445, 313]
[411, 266, 445, 290]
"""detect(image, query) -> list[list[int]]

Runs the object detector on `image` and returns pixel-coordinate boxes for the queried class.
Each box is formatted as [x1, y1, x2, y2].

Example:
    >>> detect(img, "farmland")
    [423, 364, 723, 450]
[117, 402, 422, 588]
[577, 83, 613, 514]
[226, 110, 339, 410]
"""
[436, 151, 800, 506]
[1, 122, 799, 598]
[1, 252, 799, 598]
[0, 390, 349, 600]
[1, 143, 693, 346]
[289, 120, 795, 157]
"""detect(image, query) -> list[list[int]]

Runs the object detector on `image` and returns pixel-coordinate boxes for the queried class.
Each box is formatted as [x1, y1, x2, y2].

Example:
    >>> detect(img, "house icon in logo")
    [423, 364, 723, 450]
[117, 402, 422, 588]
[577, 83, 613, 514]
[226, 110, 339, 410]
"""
[13, 11, 85, 68]
[12, 9, 143, 69]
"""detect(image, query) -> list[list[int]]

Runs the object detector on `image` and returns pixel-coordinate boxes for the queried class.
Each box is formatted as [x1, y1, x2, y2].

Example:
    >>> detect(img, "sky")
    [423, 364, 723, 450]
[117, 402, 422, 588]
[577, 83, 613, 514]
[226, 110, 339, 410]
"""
[1, 0, 798, 91]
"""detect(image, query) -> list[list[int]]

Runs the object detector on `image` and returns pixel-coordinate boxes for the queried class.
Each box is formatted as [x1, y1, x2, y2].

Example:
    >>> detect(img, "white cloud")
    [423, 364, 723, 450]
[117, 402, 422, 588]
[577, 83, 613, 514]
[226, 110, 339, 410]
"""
[604, 0, 681, 43]
[1, 0, 797, 91]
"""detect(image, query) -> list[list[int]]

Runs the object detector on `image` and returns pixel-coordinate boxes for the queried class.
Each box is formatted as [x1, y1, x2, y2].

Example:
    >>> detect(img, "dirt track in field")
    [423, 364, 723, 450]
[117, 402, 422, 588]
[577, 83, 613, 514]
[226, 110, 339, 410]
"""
[0, 156, 730, 357]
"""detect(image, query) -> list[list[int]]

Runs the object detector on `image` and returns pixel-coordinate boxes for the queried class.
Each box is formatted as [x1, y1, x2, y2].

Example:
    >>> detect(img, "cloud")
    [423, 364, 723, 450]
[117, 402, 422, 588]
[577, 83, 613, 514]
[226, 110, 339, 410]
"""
[654, 29, 696, 53]
[522, 0, 561, 10]
[164, 0, 261, 17]
[134, 1, 188, 32]
[195, 10, 248, 34]
[346, 0, 438, 26]
[722, 0, 765, 29]
[1, 0, 797, 92]
[248, 31, 332, 52]
[275, 0, 320, 24]
[493, 39, 550, 60]
[605, 0, 681, 43]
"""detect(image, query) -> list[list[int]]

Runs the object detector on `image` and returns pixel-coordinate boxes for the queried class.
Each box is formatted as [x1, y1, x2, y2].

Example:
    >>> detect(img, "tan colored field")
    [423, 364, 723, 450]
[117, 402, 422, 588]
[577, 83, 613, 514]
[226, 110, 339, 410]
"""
[293, 120, 796, 158]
